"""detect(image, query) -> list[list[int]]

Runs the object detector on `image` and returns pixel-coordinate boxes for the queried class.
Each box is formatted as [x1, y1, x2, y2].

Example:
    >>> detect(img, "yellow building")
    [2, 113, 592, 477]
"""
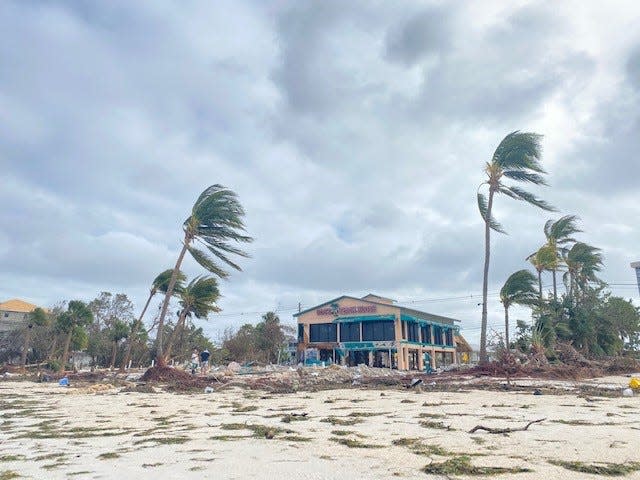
[295, 294, 464, 371]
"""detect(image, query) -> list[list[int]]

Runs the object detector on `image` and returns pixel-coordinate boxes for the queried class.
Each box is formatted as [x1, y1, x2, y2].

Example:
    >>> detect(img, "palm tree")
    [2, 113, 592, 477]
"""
[108, 320, 130, 369]
[156, 185, 253, 365]
[58, 301, 93, 368]
[20, 307, 49, 370]
[478, 131, 555, 363]
[528, 244, 556, 304]
[163, 276, 220, 361]
[500, 270, 539, 349]
[120, 269, 186, 371]
[541, 215, 582, 301]
[562, 242, 603, 303]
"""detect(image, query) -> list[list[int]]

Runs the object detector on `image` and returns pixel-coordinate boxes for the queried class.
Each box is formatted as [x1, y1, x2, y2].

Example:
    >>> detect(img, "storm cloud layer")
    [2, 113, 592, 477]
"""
[1, 1, 639, 345]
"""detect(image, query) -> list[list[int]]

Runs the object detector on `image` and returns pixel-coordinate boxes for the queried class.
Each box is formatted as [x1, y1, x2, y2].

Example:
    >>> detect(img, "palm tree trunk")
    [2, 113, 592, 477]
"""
[504, 306, 510, 351]
[110, 341, 117, 369]
[164, 310, 188, 362]
[480, 189, 495, 364]
[537, 270, 543, 305]
[156, 235, 190, 366]
[120, 290, 154, 372]
[61, 330, 73, 368]
[21, 327, 32, 371]
[48, 336, 58, 361]
[552, 270, 557, 302]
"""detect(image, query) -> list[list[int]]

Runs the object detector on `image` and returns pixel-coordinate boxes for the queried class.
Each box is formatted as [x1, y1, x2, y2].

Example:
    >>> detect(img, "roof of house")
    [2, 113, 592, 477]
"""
[294, 294, 461, 325]
[0, 299, 39, 313]
[454, 335, 473, 353]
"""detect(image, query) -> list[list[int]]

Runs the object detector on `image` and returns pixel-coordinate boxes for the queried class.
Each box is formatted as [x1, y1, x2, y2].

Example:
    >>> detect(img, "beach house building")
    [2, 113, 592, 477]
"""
[294, 294, 464, 370]
[0, 299, 40, 333]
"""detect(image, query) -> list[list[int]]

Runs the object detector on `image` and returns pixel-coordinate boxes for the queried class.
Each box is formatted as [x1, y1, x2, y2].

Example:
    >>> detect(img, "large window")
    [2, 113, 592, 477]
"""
[406, 322, 420, 342]
[362, 321, 395, 341]
[309, 323, 337, 343]
[340, 323, 360, 342]
[433, 326, 443, 345]
[445, 329, 454, 346]
[298, 324, 304, 342]
[421, 325, 432, 344]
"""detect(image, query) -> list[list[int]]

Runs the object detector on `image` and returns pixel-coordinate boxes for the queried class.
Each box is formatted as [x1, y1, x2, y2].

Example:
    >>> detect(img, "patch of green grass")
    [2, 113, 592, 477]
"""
[393, 438, 451, 456]
[400, 399, 416, 404]
[97, 452, 120, 460]
[281, 435, 312, 442]
[549, 460, 640, 476]
[550, 419, 617, 426]
[219, 423, 247, 430]
[281, 414, 309, 423]
[417, 412, 446, 419]
[422, 456, 531, 476]
[141, 463, 164, 468]
[320, 416, 362, 426]
[419, 420, 454, 431]
[330, 437, 383, 449]
[209, 435, 251, 441]
[189, 466, 206, 471]
[133, 436, 190, 445]
[347, 411, 388, 417]
[67, 471, 93, 476]
[331, 430, 357, 436]
[231, 403, 259, 413]
[470, 436, 486, 445]
[33, 453, 66, 462]
[483, 415, 512, 420]
[219, 423, 291, 439]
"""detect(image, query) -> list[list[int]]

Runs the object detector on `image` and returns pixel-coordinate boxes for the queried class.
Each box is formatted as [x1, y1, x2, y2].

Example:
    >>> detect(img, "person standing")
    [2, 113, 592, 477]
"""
[199, 349, 210, 375]
[190, 348, 199, 375]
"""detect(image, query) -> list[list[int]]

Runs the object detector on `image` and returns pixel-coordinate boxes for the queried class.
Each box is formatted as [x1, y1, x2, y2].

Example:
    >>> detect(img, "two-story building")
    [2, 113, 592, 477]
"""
[0, 299, 40, 333]
[294, 294, 464, 371]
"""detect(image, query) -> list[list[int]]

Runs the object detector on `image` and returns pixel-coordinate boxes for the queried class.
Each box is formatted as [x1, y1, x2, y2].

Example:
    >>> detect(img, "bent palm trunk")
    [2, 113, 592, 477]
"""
[156, 237, 190, 366]
[120, 291, 154, 372]
[480, 189, 495, 364]
[163, 311, 188, 363]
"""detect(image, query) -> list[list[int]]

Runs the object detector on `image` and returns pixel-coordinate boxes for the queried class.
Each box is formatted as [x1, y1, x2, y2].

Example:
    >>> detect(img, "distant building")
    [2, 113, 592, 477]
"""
[295, 294, 467, 371]
[0, 299, 40, 333]
[632, 261, 640, 295]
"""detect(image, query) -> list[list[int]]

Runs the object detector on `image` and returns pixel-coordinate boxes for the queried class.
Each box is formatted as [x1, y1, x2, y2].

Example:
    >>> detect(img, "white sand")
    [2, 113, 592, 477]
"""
[1, 377, 639, 479]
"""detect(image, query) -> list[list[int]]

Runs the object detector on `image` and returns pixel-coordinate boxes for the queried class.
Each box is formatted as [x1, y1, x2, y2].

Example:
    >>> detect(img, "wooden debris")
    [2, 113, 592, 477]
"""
[468, 418, 545, 434]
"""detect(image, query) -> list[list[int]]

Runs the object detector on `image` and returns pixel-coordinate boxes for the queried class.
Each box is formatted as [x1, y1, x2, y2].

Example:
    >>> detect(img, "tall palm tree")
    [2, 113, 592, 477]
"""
[58, 301, 93, 368]
[20, 307, 49, 370]
[500, 270, 539, 349]
[156, 185, 253, 366]
[478, 131, 555, 363]
[541, 215, 582, 301]
[120, 269, 186, 371]
[562, 242, 603, 303]
[163, 276, 220, 361]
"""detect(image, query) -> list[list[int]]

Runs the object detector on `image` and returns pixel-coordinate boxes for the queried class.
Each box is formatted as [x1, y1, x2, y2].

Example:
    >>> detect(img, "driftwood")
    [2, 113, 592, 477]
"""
[468, 418, 545, 434]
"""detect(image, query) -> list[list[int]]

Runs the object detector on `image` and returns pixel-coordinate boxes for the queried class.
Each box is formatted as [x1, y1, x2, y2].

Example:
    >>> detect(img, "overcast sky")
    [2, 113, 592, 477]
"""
[1, 0, 639, 346]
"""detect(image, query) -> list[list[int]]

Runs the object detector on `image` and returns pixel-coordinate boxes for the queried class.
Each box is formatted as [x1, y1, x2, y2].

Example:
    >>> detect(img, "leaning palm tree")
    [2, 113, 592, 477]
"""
[156, 185, 253, 365]
[528, 244, 556, 304]
[120, 269, 186, 371]
[478, 131, 555, 363]
[163, 276, 220, 362]
[541, 215, 582, 301]
[562, 242, 603, 303]
[500, 270, 539, 349]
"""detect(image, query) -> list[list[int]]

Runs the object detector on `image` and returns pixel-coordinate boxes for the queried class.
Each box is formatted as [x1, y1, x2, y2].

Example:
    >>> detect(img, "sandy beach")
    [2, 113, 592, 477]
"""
[1, 376, 639, 479]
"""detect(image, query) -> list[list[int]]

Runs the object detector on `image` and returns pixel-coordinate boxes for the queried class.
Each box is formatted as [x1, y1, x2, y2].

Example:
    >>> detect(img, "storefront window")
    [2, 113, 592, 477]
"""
[340, 322, 360, 342]
[309, 323, 337, 342]
[362, 321, 395, 341]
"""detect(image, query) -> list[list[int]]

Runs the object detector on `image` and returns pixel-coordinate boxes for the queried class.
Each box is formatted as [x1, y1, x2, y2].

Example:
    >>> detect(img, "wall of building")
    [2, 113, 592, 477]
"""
[0, 310, 29, 333]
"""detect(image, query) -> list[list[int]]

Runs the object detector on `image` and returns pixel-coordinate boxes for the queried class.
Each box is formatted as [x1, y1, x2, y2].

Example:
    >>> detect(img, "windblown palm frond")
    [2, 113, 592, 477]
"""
[500, 270, 539, 309]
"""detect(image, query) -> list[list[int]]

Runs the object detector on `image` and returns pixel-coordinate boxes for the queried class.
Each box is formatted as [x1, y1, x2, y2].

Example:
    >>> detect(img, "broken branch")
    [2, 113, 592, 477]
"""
[468, 418, 545, 434]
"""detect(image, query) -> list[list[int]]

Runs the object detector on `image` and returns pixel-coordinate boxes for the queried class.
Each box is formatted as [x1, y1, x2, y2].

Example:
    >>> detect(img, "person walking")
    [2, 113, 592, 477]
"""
[190, 348, 199, 375]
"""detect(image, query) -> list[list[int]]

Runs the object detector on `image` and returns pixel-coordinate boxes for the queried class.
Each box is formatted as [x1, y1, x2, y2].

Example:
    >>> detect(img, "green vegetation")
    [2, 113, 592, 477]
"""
[97, 452, 120, 460]
[320, 416, 363, 426]
[549, 460, 640, 476]
[422, 456, 532, 476]
[330, 437, 383, 449]
[0, 471, 20, 480]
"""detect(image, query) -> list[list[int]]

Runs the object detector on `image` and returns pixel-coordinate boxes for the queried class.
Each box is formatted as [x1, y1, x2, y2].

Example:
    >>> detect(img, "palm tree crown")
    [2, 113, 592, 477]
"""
[478, 131, 555, 363]
[500, 269, 539, 349]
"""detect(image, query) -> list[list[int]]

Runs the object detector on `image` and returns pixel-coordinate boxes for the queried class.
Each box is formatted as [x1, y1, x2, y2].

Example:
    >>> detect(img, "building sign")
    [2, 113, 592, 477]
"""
[316, 303, 377, 316]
